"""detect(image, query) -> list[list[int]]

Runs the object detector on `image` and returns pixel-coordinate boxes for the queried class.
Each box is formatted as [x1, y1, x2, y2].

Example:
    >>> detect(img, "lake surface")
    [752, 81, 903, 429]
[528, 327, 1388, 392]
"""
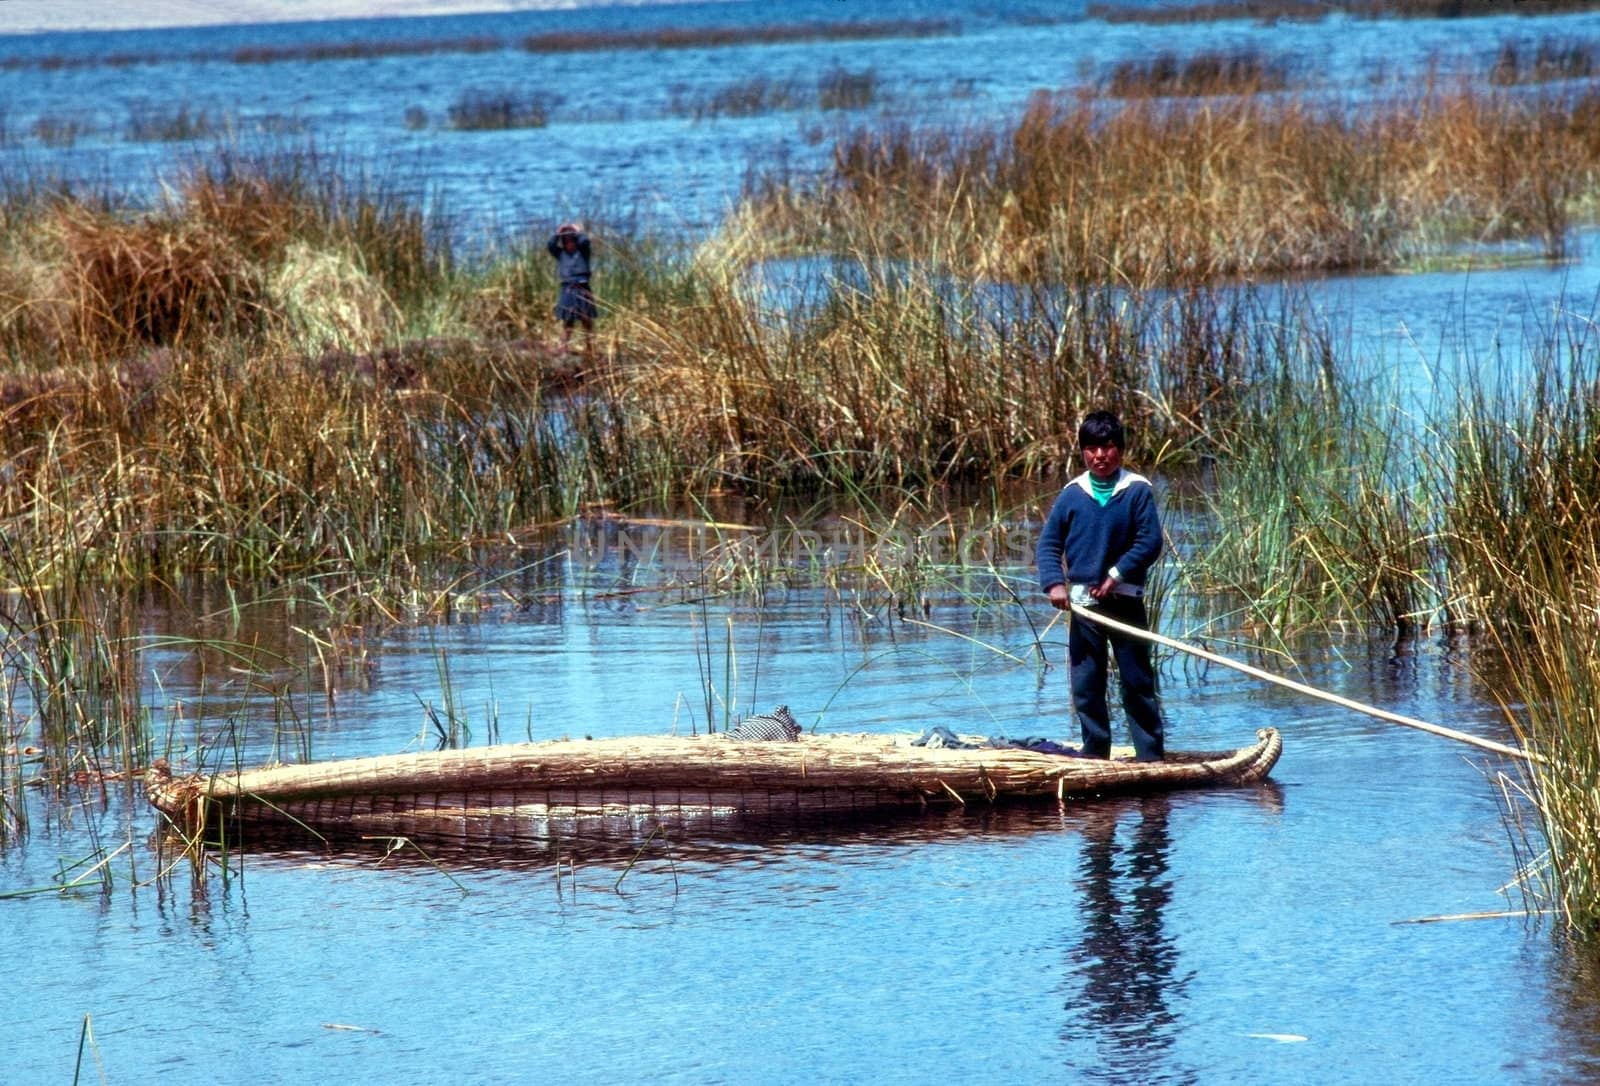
[4, 524, 1595, 1082]
[5, 1, 1600, 1082]
[6, 0, 1600, 235]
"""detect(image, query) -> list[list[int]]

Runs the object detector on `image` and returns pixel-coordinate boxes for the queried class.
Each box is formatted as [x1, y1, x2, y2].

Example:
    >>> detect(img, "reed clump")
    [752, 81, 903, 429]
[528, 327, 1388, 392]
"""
[818, 67, 878, 111]
[1087, 0, 1326, 23]
[446, 90, 558, 131]
[31, 114, 91, 147]
[0, 35, 506, 72]
[180, 156, 446, 313]
[1492, 552, 1600, 933]
[0, 21, 947, 73]
[0, 340, 582, 581]
[125, 103, 221, 143]
[0, 155, 447, 363]
[0, 539, 151, 831]
[232, 35, 503, 65]
[741, 84, 1600, 284]
[670, 77, 809, 120]
[670, 67, 878, 120]
[1431, 346, 1600, 631]
[52, 204, 261, 353]
[1104, 50, 1295, 98]
[1489, 38, 1596, 85]
[607, 259, 1286, 494]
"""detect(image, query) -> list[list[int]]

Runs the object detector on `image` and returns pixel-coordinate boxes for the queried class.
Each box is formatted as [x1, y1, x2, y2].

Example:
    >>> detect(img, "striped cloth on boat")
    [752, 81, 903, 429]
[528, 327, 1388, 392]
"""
[727, 705, 801, 742]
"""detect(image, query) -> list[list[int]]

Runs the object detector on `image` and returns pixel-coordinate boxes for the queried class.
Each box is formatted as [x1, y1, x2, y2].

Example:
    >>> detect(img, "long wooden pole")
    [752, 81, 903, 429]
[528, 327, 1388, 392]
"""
[1070, 603, 1540, 763]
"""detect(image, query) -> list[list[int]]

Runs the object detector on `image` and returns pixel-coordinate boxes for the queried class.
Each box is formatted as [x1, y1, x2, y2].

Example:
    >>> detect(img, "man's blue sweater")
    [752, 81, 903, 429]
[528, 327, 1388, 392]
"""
[1035, 469, 1163, 594]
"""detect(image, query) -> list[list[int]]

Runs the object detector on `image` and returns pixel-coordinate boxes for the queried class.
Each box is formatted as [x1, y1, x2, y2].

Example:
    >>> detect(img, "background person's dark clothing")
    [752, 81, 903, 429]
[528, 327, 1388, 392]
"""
[547, 232, 596, 323]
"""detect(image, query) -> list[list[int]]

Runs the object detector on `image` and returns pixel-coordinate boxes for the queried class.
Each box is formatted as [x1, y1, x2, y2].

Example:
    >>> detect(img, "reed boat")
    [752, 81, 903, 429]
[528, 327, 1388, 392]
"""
[145, 728, 1282, 846]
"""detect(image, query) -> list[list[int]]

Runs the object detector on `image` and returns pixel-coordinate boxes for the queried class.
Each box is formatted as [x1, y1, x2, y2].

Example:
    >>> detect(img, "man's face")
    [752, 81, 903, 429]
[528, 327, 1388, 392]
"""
[1082, 442, 1123, 480]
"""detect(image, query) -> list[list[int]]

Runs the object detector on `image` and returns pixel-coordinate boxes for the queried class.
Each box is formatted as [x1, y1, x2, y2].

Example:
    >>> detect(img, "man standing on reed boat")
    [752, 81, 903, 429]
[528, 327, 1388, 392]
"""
[547, 221, 595, 354]
[1037, 410, 1167, 762]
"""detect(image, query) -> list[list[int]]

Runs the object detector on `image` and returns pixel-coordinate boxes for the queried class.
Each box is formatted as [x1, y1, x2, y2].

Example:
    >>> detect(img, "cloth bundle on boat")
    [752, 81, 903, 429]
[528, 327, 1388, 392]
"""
[726, 706, 801, 742]
[911, 726, 1079, 755]
[145, 728, 1282, 847]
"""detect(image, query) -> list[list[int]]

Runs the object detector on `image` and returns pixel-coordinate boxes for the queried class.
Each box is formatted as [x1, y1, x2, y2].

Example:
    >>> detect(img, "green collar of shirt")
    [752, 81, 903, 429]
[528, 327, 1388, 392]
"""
[1088, 471, 1119, 507]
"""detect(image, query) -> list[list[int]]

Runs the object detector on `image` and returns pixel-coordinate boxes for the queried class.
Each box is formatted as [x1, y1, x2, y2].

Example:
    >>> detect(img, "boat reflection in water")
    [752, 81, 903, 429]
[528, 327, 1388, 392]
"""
[152, 775, 1283, 904]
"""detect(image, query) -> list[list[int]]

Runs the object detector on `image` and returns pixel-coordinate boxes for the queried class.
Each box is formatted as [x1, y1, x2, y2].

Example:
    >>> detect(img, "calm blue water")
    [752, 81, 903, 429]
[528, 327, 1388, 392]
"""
[3, 527, 1595, 1082]
[5, 2, 1600, 1082]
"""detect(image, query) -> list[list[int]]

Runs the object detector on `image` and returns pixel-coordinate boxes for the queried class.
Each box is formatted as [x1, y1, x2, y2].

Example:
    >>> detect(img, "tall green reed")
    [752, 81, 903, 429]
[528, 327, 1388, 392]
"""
[1430, 329, 1600, 930]
[1183, 356, 1438, 635]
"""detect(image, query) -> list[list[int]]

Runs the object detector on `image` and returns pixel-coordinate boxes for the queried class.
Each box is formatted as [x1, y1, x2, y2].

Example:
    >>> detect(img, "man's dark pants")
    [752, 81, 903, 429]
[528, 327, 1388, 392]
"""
[1069, 595, 1165, 761]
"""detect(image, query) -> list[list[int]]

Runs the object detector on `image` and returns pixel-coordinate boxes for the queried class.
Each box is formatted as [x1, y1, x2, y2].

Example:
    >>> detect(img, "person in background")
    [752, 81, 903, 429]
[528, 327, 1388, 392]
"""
[547, 222, 595, 353]
[1036, 410, 1167, 762]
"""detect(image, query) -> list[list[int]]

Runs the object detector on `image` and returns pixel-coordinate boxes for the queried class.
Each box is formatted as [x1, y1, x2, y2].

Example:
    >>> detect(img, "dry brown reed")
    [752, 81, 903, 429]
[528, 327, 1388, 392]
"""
[0, 340, 566, 583]
[604, 259, 1279, 494]
[52, 206, 260, 354]
[741, 84, 1600, 284]
[0, 157, 443, 364]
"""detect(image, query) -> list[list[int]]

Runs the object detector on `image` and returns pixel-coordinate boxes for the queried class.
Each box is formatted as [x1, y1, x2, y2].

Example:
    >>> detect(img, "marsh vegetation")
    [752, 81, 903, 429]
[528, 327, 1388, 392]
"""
[742, 82, 1599, 282]
[5, 59, 1600, 932]
[1103, 49, 1297, 98]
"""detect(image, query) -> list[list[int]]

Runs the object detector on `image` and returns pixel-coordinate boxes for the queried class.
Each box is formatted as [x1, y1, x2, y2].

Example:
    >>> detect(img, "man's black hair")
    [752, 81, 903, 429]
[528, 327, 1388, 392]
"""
[1078, 410, 1125, 451]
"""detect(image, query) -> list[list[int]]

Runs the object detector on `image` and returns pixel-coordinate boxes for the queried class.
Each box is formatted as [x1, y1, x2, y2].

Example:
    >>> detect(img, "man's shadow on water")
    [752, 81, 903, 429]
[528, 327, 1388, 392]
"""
[1059, 794, 1196, 1084]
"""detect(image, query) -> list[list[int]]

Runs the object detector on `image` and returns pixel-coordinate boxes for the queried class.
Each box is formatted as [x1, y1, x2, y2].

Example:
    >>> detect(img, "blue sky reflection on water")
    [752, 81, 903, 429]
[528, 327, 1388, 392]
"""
[6, 1, 1600, 1082]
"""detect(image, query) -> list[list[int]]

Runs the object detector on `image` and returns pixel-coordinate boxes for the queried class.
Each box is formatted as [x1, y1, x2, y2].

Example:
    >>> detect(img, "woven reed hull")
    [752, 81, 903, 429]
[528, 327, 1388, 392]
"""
[207, 785, 938, 845]
[146, 728, 1281, 845]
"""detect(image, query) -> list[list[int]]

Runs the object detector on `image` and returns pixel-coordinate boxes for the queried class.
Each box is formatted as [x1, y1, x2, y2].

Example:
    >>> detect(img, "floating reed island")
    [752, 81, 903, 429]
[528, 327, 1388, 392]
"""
[145, 730, 1283, 846]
